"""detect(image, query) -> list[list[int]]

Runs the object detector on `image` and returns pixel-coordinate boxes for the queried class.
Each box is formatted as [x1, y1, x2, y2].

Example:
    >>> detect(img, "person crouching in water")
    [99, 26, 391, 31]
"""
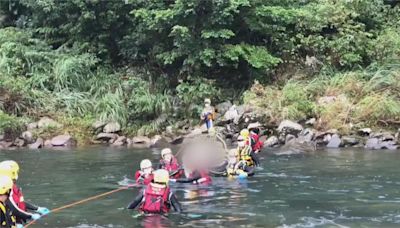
[0, 175, 16, 228]
[135, 159, 154, 185]
[0, 161, 48, 226]
[226, 149, 255, 178]
[236, 134, 260, 167]
[247, 124, 264, 154]
[158, 148, 183, 178]
[127, 169, 182, 214]
[170, 153, 212, 185]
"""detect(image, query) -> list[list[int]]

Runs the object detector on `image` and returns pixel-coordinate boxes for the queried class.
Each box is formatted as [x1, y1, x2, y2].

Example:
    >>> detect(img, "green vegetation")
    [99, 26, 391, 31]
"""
[0, 0, 400, 142]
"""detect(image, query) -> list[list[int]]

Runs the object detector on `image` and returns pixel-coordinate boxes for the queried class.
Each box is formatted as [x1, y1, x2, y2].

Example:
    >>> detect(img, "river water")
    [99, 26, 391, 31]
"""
[1, 147, 400, 227]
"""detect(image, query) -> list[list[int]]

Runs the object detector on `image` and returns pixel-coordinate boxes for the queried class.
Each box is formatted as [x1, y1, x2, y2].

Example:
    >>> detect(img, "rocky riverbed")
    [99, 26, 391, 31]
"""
[1, 101, 399, 152]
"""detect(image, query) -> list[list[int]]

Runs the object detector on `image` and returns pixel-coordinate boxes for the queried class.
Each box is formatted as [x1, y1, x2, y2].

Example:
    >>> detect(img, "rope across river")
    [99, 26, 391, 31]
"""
[24, 186, 129, 228]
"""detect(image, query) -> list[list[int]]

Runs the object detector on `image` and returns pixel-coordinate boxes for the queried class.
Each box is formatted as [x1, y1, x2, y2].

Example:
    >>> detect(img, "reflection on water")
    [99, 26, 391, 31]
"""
[1, 147, 400, 227]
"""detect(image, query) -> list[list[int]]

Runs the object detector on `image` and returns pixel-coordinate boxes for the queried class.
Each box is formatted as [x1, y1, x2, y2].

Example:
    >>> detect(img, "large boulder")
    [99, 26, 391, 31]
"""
[96, 133, 119, 141]
[365, 138, 382, 150]
[224, 105, 239, 122]
[51, 135, 75, 146]
[278, 120, 303, 136]
[21, 131, 34, 144]
[13, 138, 25, 147]
[37, 117, 61, 128]
[326, 134, 342, 148]
[26, 122, 38, 130]
[216, 101, 232, 116]
[264, 136, 279, 148]
[342, 136, 360, 147]
[113, 136, 127, 146]
[103, 122, 121, 133]
[358, 128, 372, 136]
[92, 120, 107, 130]
[28, 138, 44, 149]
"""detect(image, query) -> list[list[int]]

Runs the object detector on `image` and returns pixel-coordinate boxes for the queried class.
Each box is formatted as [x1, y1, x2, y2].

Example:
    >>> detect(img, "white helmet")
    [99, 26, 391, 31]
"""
[161, 148, 172, 158]
[140, 159, 152, 170]
[204, 98, 211, 104]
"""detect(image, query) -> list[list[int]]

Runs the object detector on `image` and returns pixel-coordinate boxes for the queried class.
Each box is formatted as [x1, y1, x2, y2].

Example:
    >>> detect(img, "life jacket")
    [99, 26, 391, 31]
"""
[11, 184, 26, 212]
[135, 171, 154, 185]
[140, 183, 170, 214]
[0, 202, 16, 228]
[160, 157, 180, 173]
[189, 170, 212, 185]
[236, 146, 254, 167]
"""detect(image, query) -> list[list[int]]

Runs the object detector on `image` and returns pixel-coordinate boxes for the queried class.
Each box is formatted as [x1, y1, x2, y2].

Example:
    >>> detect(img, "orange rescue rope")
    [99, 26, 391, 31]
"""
[24, 186, 129, 228]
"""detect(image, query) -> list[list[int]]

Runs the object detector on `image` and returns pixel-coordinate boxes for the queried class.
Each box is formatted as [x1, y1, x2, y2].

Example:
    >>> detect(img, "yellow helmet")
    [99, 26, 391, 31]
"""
[140, 159, 152, 170]
[153, 169, 169, 184]
[0, 175, 13, 195]
[161, 148, 172, 158]
[240, 129, 250, 139]
[0, 160, 19, 180]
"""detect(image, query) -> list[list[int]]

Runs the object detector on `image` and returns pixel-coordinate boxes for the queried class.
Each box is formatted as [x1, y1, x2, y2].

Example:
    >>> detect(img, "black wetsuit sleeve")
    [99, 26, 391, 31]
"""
[250, 151, 260, 166]
[169, 193, 182, 213]
[127, 191, 144, 210]
[25, 202, 38, 211]
[5, 198, 32, 220]
[175, 171, 202, 183]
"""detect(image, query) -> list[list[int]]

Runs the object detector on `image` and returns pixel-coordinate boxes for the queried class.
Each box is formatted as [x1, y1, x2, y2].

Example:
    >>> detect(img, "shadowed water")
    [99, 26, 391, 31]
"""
[1, 147, 400, 227]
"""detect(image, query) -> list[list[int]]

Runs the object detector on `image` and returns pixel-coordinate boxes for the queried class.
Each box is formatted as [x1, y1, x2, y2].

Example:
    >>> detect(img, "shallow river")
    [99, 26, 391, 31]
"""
[1, 147, 400, 227]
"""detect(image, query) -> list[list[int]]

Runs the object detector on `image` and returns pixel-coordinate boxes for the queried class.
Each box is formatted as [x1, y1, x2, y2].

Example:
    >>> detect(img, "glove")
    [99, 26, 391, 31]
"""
[37, 207, 50, 215]
[31, 213, 41, 220]
[16, 224, 23, 228]
[238, 172, 248, 179]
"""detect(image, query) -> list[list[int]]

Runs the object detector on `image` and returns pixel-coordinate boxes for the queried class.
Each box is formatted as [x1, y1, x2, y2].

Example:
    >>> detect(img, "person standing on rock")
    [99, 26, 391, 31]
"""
[0, 161, 48, 227]
[200, 98, 216, 132]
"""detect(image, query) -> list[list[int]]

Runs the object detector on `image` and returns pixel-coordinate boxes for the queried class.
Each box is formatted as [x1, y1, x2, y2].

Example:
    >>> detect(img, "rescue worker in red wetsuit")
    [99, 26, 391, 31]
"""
[247, 123, 264, 153]
[0, 175, 16, 228]
[170, 153, 212, 185]
[127, 169, 182, 214]
[135, 159, 154, 185]
[0, 161, 49, 227]
[158, 148, 183, 178]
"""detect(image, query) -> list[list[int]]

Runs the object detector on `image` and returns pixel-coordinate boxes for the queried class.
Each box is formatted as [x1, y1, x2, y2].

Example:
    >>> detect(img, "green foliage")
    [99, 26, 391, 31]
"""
[0, 111, 26, 139]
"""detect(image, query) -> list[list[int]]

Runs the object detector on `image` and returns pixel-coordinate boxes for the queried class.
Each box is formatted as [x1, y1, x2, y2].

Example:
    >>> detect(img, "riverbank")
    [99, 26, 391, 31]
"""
[1, 98, 399, 151]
